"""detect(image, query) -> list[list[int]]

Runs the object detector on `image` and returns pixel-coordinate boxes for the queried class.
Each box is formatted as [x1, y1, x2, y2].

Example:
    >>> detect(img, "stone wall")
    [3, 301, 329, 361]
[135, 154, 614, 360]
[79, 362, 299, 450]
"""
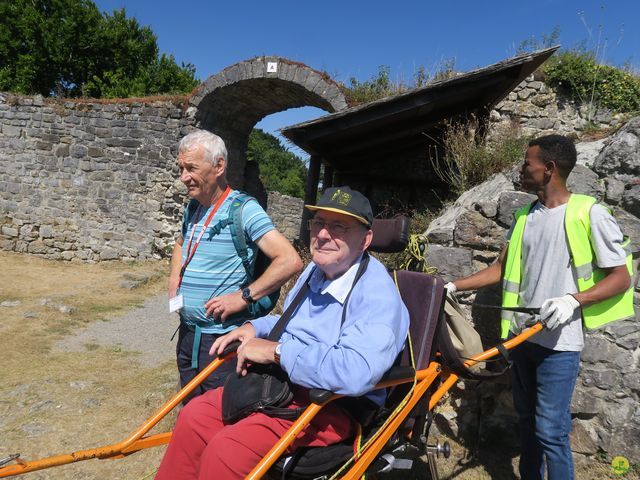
[491, 74, 629, 137]
[0, 93, 304, 261]
[0, 93, 196, 261]
[266, 191, 304, 242]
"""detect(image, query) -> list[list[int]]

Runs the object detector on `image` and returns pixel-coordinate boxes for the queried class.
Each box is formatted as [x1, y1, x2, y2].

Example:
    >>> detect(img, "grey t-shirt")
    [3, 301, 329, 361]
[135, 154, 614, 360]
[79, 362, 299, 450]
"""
[507, 201, 627, 351]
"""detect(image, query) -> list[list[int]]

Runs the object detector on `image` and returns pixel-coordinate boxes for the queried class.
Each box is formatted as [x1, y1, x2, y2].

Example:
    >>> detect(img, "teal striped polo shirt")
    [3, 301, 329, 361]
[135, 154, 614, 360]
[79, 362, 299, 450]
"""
[178, 190, 275, 334]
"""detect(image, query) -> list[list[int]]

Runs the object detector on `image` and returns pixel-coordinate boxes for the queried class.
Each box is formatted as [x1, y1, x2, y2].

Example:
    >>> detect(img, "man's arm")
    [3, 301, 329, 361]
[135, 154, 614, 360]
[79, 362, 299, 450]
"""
[452, 246, 507, 292]
[573, 265, 630, 306]
[205, 230, 303, 321]
[248, 230, 303, 301]
[168, 235, 184, 298]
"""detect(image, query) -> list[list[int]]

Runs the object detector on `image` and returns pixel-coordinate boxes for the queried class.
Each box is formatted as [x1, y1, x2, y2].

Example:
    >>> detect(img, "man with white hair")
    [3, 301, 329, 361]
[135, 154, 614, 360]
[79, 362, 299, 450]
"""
[168, 129, 302, 403]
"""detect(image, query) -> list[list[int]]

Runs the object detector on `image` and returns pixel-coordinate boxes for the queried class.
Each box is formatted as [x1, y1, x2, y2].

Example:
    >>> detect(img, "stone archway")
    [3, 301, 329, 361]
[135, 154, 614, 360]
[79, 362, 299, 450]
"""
[189, 56, 347, 202]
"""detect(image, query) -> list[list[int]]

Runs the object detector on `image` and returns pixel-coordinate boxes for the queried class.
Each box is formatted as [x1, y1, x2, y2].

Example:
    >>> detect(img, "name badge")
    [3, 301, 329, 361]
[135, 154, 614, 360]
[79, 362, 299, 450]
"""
[169, 294, 184, 313]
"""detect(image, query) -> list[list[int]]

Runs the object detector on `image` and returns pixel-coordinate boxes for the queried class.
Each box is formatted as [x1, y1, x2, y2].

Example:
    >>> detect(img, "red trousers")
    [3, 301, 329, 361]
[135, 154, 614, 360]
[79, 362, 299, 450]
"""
[155, 387, 355, 480]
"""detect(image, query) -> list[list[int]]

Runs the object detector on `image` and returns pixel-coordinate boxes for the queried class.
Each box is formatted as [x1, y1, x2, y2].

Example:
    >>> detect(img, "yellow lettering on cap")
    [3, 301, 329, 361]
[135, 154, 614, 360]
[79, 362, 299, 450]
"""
[337, 192, 351, 205]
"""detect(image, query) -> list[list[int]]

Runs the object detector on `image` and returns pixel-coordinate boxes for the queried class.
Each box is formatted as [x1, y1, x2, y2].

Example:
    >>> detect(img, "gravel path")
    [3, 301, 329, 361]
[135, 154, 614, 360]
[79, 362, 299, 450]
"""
[55, 294, 179, 367]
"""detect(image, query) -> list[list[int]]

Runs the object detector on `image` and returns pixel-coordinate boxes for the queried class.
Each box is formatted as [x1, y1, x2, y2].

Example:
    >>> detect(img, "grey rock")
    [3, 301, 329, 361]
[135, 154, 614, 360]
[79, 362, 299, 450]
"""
[69, 380, 94, 390]
[456, 173, 514, 216]
[581, 336, 616, 364]
[1, 226, 18, 237]
[496, 191, 536, 227]
[621, 184, 640, 218]
[454, 210, 507, 251]
[99, 247, 119, 261]
[58, 305, 75, 315]
[567, 164, 605, 200]
[572, 388, 604, 416]
[424, 244, 474, 281]
[70, 144, 88, 158]
[570, 420, 598, 455]
[581, 368, 618, 390]
[605, 177, 626, 204]
[119, 271, 156, 289]
[576, 138, 606, 167]
[2, 125, 22, 137]
[593, 117, 640, 177]
[55, 144, 69, 157]
[0, 300, 21, 307]
[425, 205, 463, 244]
[611, 206, 640, 254]
[29, 400, 55, 413]
[39, 224, 53, 238]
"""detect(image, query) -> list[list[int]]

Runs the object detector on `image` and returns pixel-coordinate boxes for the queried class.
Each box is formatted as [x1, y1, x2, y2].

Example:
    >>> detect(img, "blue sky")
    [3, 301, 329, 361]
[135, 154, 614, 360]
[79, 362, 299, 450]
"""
[94, 0, 639, 149]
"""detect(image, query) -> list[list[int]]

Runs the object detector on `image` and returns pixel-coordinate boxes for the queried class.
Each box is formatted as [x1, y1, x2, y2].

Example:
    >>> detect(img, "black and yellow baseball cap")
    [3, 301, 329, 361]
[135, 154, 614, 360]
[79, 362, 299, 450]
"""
[305, 186, 373, 227]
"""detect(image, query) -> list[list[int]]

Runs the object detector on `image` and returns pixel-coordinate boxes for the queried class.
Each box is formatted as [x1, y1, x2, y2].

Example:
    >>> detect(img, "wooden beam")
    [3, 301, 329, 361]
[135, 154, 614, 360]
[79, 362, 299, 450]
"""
[299, 155, 321, 245]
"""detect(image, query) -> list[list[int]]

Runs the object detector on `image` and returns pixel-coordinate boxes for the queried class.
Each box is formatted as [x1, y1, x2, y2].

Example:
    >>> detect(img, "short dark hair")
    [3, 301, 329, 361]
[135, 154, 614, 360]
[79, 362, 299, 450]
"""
[528, 135, 577, 179]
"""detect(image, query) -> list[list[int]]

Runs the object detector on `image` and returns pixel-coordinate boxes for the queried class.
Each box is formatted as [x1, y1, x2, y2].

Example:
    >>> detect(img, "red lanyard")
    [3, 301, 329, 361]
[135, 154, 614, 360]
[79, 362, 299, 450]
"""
[178, 186, 231, 287]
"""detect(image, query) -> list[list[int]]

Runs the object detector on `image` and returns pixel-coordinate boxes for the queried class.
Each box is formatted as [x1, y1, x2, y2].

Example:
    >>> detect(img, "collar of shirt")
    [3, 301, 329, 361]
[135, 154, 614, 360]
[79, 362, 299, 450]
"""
[309, 254, 364, 304]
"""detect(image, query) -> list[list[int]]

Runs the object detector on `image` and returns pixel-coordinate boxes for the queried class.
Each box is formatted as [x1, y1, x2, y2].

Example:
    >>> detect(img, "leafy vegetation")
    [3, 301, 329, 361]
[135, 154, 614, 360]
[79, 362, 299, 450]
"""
[0, 0, 198, 98]
[247, 129, 308, 199]
[342, 61, 457, 105]
[516, 26, 640, 115]
[430, 120, 528, 195]
[543, 50, 640, 113]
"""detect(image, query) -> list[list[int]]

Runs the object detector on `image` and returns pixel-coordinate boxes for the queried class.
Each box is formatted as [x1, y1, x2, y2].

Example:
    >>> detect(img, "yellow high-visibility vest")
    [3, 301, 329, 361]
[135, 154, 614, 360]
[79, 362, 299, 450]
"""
[500, 194, 634, 339]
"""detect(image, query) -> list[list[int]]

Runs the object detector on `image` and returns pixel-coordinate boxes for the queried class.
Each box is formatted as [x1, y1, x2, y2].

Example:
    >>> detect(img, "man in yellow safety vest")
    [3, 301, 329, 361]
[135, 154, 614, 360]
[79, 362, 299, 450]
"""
[447, 134, 633, 480]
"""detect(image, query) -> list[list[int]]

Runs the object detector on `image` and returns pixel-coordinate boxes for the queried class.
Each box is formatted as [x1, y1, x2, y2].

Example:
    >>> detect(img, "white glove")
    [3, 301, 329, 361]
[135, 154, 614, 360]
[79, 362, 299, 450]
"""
[540, 294, 580, 330]
[444, 282, 457, 294]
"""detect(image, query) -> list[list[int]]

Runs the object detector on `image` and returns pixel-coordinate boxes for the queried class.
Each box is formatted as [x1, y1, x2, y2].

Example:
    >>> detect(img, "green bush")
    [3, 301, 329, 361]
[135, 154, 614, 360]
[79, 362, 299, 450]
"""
[342, 61, 457, 106]
[543, 51, 640, 113]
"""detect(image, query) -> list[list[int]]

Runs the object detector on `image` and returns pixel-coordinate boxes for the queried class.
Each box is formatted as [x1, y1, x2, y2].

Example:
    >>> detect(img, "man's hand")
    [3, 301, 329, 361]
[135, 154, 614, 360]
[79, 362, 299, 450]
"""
[210, 323, 256, 357]
[540, 294, 580, 330]
[168, 276, 180, 299]
[444, 282, 457, 294]
[205, 291, 247, 321]
[235, 338, 278, 376]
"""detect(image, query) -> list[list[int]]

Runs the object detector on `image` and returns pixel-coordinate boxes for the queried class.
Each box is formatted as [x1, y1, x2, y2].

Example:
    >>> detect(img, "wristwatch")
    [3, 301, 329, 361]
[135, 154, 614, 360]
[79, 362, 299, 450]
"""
[274, 343, 282, 364]
[241, 287, 254, 304]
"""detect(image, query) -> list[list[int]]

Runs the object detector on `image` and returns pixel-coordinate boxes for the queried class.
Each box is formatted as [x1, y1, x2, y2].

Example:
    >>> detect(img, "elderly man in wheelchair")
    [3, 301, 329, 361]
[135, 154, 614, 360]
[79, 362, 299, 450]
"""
[155, 186, 410, 480]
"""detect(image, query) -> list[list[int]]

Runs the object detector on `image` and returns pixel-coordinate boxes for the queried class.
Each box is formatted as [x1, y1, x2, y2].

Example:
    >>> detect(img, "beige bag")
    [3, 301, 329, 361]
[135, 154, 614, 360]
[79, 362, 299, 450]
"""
[441, 291, 486, 373]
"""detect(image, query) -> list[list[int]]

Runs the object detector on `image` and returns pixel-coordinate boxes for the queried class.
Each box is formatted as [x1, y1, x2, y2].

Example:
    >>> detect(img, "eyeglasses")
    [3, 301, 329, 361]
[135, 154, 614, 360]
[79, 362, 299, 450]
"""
[307, 219, 352, 236]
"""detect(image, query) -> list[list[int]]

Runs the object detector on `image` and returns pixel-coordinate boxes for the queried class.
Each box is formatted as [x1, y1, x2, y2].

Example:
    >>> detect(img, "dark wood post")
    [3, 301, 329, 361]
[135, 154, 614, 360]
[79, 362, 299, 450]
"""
[299, 155, 322, 246]
[322, 164, 334, 190]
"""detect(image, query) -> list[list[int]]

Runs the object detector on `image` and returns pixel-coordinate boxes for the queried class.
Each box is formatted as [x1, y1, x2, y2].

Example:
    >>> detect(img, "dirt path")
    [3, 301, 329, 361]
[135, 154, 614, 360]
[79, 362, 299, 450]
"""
[55, 294, 179, 368]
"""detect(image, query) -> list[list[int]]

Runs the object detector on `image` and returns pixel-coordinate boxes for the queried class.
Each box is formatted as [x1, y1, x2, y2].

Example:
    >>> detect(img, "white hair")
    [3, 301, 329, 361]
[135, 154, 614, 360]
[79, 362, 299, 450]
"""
[178, 130, 227, 166]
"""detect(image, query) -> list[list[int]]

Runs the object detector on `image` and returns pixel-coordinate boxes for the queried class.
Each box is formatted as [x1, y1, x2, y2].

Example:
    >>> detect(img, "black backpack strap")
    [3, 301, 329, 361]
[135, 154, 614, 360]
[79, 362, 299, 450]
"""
[266, 269, 315, 342]
[340, 252, 371, 326]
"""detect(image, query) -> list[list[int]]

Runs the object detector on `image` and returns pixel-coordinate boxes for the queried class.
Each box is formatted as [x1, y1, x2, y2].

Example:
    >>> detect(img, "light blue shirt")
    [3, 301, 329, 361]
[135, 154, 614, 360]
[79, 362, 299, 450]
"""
[179, 190, 274, 334]
[251, 254, 410, 405]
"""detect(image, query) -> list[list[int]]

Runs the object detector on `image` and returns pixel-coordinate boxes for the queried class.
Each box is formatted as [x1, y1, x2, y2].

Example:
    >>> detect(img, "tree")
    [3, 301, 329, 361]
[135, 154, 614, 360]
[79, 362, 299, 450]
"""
[0, 0, 198, 97]
[247, 129, 308, 199]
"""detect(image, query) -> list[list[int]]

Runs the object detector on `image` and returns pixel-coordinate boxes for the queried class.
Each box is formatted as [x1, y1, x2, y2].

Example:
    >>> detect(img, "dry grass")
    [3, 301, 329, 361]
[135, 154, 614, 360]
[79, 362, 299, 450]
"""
[0, 251, 175, 480]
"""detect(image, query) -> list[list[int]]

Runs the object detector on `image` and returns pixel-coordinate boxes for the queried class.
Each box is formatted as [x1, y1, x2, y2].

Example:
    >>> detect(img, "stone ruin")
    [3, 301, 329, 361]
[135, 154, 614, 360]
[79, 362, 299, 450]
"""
[0, 57, 346, 261]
